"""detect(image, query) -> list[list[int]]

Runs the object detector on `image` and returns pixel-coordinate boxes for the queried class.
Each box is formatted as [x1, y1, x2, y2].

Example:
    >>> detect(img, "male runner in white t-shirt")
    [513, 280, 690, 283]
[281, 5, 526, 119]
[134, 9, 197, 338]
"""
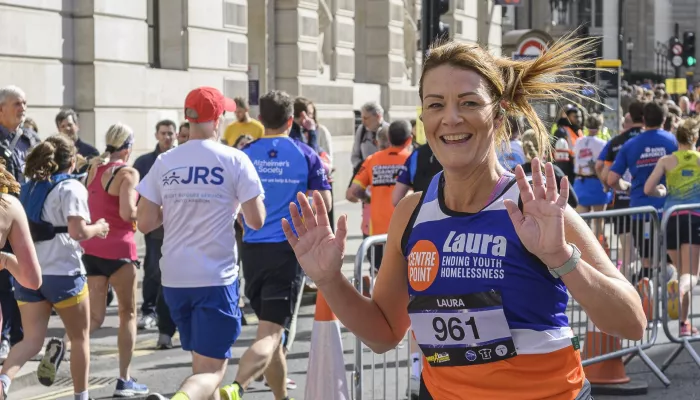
[137, 87, 266, 400]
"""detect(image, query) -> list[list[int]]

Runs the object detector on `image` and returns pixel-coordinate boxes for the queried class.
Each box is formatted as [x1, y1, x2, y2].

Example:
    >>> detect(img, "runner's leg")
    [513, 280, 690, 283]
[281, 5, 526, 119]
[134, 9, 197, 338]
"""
[87, 275, 109, 332]
[108, 263, 138, 381]
[55, 280, 90, 395]
[0, 301, 51, 379]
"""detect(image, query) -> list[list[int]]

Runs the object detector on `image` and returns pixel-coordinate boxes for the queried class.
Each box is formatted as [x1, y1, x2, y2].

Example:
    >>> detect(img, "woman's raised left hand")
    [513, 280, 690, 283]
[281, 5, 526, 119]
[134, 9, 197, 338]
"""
[503, 158, 573, 269]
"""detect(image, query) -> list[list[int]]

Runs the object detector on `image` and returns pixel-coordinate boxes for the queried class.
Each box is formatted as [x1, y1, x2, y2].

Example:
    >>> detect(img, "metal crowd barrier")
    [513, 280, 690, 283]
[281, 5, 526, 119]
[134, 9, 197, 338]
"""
[659, 203, 700, 372]
[350, 234, 412, 400]
[578, 206, 669, 387]
[348, 206, 688, 399]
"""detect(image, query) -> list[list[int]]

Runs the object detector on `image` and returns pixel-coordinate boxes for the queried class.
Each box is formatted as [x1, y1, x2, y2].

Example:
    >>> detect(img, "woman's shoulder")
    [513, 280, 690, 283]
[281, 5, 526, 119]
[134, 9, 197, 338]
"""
[115, 165, 140, 180]
[1, 194, 23, 223]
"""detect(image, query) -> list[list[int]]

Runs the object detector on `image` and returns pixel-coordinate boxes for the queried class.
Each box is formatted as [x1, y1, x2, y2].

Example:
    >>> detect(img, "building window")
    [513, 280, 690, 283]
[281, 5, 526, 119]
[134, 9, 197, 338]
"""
[147, 0, 160, 68]
[147, 0, 187, 70]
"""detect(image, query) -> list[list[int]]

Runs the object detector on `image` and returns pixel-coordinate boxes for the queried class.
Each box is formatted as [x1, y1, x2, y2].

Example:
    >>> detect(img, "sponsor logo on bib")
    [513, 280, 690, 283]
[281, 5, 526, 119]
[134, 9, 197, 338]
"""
[407, 240, 440, 291]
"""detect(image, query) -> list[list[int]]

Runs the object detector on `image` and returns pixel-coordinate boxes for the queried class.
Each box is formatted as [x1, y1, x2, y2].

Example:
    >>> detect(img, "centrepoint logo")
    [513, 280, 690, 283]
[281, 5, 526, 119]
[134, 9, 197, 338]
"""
[162, 166, 224, 186]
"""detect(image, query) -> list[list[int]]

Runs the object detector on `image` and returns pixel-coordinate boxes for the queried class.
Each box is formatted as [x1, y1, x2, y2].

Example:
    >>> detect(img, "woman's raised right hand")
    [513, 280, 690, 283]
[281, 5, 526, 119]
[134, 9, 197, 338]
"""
[282, 191, 348, 287]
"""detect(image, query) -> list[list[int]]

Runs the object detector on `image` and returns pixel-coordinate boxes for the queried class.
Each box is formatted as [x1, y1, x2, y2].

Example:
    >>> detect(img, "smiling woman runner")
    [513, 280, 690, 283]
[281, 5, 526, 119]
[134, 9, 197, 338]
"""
[282, 36, 647, 400]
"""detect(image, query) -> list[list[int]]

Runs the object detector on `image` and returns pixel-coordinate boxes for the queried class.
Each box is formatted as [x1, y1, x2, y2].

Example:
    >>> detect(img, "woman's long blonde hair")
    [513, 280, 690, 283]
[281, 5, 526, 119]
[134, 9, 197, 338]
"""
[419, 33, 599, 159]
[0, 159, 20, 197]
[676, 117, 700, 146]
[91, 122, 134, 167]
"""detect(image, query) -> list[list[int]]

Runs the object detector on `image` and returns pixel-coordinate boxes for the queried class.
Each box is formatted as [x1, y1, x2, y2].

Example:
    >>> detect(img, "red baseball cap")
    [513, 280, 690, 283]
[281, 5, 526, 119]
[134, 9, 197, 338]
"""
[184, 87, 237, 123]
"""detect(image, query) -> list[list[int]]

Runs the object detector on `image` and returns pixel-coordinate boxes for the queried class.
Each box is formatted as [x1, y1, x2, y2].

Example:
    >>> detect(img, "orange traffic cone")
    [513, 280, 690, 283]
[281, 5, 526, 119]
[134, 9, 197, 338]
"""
[305, 291, 350, 400]
[582, 319, 648, 395]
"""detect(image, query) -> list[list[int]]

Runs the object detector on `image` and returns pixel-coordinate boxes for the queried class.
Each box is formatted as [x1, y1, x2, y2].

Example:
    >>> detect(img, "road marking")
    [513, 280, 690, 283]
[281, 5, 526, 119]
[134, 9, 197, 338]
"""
[103, 348, 155, 359]
[92, 332, 182, 357]
[24, 384, 106, 400]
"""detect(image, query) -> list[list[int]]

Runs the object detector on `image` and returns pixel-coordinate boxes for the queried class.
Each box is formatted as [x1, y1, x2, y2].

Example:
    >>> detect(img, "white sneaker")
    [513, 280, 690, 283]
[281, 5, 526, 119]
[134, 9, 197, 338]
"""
[156, 334, 173, 350]
[137, 314, 157, 330]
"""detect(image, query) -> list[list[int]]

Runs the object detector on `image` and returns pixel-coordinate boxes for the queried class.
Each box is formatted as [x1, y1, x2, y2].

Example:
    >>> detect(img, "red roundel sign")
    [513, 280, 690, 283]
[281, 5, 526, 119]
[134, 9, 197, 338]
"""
[515, 38, 547, 57]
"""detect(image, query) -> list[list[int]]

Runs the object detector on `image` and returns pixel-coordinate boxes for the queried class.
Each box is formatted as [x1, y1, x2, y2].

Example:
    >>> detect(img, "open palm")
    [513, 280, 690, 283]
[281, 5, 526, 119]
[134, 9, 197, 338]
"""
[503, 158, 570, 267]
[282, 191, 348, 286]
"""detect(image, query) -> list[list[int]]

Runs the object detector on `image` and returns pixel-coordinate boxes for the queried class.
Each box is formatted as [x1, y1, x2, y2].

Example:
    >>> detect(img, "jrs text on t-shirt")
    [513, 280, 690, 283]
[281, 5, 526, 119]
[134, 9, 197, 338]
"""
[136, 139, 264, 288]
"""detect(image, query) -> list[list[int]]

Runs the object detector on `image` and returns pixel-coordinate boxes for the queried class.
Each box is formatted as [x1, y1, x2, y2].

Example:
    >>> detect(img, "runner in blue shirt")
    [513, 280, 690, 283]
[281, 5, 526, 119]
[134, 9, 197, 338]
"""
[608, 101, 678, 319]
[220, 90, 332, 400]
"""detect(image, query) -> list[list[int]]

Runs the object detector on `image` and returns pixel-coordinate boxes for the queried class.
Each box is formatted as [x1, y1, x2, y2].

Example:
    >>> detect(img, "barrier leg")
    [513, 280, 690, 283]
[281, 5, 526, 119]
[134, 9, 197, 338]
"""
[583, 320, 649, 396]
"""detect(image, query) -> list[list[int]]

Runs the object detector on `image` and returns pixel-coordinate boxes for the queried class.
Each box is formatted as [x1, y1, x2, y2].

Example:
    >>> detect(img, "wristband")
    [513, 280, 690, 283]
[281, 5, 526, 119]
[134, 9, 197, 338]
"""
[548, 243, 581, 279]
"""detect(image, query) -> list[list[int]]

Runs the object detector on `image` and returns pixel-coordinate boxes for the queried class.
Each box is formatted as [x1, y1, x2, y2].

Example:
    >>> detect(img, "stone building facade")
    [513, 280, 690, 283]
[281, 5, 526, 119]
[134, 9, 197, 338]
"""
[0, 0, 502, 162]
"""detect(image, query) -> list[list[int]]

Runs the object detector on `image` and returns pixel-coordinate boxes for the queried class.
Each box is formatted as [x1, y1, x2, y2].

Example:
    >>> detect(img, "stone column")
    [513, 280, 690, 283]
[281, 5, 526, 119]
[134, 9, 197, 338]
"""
[248, 0, 270, 116]
[274, 0, 320, 95]
[331, 0, 356, 81]
[364, 0, 406, 85]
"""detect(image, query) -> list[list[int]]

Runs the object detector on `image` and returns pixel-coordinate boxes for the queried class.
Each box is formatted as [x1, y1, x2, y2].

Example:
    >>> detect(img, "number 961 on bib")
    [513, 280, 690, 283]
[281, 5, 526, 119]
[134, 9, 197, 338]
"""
[408, 292, 517, 367]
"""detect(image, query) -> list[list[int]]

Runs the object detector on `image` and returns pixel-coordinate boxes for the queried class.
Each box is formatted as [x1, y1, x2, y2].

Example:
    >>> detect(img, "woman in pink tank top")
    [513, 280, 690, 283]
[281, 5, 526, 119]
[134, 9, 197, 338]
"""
[81, 122, 149, 396]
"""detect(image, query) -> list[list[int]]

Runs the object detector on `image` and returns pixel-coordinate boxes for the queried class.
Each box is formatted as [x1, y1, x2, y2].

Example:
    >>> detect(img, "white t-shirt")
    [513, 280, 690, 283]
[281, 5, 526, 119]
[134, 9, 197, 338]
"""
[573, 136, 607, 176]
[36, 179, 91, 276]
[136, 139, 264, 288]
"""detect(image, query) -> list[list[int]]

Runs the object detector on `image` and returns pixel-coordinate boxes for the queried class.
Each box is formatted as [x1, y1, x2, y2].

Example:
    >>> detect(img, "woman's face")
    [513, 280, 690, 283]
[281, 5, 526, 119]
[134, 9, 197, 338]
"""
[421, 64, 499, 170]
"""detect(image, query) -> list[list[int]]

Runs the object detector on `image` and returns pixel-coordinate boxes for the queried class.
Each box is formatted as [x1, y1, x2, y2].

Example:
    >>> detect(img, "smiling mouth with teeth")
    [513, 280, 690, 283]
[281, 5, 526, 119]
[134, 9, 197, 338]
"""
[441, 134, 473, 144]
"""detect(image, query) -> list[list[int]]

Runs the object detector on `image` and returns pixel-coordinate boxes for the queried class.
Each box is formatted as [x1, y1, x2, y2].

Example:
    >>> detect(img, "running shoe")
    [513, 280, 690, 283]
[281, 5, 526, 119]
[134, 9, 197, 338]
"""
[138, 314, 158, 330]
[636, 277, 653, 322]
[220, 382, 244, 400]
[114, 377, 149, 397]
[667, 279, 680, 321]
[156, 333, 173, 350]
[680, 321, 699, 336]
[37, 337, 65, 386]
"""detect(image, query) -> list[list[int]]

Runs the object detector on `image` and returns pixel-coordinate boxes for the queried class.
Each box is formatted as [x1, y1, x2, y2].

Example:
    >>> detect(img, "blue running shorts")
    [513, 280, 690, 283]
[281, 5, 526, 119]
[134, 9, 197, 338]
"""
[163, 280, 241, 359]
[573, 176, 612, 207]
[14, 275, 87, 309]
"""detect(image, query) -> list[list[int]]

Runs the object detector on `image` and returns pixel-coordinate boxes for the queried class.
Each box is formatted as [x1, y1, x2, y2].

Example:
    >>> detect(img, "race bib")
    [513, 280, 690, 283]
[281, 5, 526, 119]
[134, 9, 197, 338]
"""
[408, 291, 516, 367]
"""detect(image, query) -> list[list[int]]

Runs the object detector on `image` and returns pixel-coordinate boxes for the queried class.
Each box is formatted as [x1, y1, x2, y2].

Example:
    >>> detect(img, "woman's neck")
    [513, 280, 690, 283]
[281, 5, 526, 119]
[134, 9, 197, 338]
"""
[442, 155, 505, 213]
[679, 144, 694, 151]
[109, 155, 125, 163]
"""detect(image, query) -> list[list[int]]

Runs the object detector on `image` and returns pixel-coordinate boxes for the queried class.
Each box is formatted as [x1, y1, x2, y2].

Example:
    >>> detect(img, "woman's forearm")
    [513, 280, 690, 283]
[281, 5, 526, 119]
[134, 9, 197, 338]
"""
[318, 271, 405, 353]
[562, 260, 646, 340]
[0, 252, 18, 274]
